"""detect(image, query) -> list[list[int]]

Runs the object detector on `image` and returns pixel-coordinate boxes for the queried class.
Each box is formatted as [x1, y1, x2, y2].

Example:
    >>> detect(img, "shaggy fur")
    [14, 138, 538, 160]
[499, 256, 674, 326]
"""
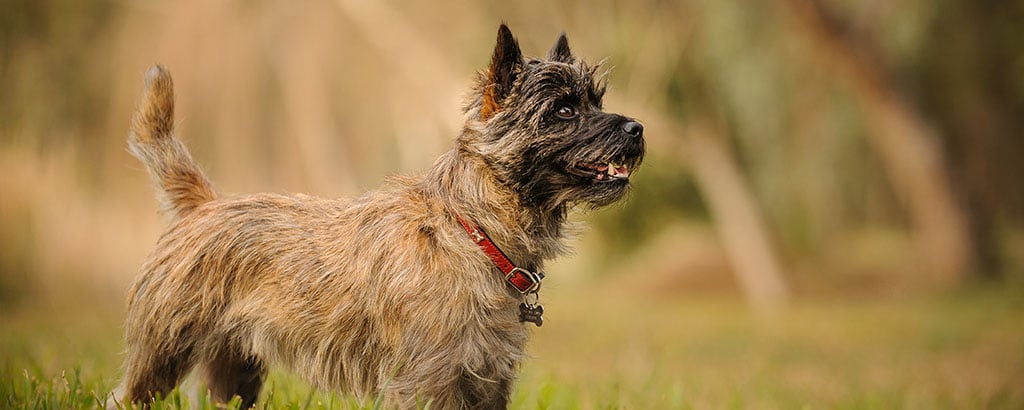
[117, 24, 644, 409]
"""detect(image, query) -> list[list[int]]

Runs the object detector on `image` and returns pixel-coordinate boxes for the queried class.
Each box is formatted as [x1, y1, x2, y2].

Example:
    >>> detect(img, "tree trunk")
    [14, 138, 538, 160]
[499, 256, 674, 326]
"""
[686, 117, 790, 313]
[774, 0, 974, 285]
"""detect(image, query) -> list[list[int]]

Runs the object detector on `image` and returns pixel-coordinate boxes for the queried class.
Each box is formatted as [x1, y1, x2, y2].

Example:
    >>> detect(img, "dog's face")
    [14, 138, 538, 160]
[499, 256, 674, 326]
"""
[462, 25, 645, 212]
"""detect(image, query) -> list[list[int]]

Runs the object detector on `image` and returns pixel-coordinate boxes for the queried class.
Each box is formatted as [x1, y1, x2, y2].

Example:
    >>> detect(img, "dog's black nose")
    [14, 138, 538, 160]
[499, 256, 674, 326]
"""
[621, 121, 644, 137]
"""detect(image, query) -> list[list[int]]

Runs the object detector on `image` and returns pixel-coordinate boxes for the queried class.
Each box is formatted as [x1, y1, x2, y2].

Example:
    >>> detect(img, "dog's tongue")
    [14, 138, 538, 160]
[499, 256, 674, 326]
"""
[613, 165, 629, 177]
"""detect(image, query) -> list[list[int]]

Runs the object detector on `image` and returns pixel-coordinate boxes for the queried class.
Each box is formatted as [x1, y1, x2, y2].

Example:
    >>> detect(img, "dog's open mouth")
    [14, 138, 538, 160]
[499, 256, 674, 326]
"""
[574, 160, 631, 182]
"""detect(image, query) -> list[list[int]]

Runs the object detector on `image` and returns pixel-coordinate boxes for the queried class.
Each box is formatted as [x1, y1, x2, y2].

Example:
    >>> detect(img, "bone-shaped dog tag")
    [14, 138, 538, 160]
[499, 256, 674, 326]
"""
[519, 302, 544, 327]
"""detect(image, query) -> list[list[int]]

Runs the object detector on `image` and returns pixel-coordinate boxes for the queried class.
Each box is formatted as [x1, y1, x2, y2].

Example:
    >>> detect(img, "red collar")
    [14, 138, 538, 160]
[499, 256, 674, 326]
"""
[455, 215, 544, 294]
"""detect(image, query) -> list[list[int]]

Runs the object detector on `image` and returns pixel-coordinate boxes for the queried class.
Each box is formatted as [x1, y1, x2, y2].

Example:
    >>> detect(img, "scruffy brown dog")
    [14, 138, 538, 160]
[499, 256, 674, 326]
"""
[118, 24, 644, 409]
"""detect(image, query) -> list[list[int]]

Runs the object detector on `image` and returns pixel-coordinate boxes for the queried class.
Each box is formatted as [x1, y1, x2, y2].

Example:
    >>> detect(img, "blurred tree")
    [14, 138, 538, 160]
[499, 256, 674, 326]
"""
[687, 115, 790, 311]
[914, 0, 1024, 277]
[774, 0, 974, 285]
[637, 21, 792, 310]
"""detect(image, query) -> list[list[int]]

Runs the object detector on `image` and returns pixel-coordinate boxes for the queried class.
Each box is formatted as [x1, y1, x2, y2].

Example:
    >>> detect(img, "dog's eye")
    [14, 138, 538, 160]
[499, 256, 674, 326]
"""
[555, 105, 577, 119]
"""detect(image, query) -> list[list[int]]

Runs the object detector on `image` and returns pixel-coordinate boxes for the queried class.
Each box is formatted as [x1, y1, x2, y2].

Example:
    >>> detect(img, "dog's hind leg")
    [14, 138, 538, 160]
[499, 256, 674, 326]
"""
[200, 347, 267, 408]
[118, 333, 198, 406]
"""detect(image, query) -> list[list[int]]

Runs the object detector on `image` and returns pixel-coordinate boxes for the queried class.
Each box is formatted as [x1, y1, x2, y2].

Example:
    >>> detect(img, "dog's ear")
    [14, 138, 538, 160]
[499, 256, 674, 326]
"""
[547, 32, 574, 63]
[481, 23, 523, 121]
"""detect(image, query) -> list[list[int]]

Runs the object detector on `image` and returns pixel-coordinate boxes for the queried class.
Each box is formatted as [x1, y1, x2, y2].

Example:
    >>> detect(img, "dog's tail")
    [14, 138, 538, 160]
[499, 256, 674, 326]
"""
[128, 65, 217, 219]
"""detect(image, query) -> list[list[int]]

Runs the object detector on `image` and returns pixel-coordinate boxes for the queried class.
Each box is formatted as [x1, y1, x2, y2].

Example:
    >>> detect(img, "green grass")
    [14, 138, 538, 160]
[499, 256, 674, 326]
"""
[3, 284, 1023, 409]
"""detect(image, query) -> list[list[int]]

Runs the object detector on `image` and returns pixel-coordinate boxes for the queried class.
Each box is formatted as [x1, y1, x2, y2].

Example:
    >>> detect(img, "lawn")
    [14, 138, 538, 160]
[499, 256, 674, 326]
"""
[3, 283, 1023, 409]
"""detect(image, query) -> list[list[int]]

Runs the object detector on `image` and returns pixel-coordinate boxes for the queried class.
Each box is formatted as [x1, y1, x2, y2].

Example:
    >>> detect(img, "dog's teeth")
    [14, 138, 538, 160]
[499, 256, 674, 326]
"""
[603, 162, 629, 178]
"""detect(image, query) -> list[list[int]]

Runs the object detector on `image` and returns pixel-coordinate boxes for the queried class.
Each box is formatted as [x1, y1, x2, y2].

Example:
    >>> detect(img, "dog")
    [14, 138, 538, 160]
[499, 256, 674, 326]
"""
[117, 23, 644, 409]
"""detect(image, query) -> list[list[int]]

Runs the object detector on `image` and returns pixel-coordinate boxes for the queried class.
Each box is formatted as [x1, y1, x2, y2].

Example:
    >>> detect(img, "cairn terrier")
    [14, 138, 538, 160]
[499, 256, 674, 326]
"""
[117, 24, 644, 409]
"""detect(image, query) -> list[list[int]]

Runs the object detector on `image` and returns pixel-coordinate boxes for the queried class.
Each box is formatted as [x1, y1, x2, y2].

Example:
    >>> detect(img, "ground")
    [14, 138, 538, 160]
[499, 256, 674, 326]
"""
[3, 281, 1023, 409]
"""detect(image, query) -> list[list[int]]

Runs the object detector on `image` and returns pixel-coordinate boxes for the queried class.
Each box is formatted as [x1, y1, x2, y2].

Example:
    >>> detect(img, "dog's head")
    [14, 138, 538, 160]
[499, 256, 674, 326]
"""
[461, 24, 645, 213]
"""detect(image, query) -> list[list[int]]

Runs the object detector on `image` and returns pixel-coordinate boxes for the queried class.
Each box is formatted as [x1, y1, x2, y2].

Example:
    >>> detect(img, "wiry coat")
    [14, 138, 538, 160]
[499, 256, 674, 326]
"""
[118, 24, 643, 409]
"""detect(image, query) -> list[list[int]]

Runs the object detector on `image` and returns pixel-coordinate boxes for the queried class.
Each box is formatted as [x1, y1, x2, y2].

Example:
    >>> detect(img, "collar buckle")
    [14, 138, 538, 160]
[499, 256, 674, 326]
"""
[505, 267, 544, 294]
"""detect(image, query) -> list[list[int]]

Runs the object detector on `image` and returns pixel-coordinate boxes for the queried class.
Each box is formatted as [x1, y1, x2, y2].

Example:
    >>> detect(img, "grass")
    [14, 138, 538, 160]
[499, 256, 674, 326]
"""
[2, 283, 1023, 409]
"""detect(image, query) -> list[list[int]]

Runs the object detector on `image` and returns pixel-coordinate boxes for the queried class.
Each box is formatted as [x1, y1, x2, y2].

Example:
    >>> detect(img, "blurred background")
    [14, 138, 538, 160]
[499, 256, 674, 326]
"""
[2, 0, 1023, 407]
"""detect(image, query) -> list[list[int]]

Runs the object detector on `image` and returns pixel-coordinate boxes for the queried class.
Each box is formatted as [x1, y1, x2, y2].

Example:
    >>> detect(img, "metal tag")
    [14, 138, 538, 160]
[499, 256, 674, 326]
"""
[519, 302, 544, 327]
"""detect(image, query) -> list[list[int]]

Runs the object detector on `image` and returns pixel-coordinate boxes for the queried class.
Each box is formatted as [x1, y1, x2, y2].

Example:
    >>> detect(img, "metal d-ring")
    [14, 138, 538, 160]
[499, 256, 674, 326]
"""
[524, 290, 540, 306]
